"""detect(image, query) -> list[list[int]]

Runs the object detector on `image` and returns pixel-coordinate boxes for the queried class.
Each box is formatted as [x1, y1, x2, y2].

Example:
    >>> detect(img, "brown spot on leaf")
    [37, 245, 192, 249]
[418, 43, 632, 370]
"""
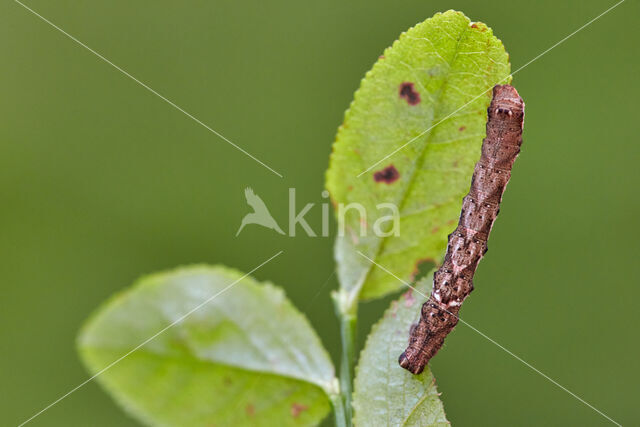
[447, 219, 456, 226]
[459, 126, 466, 132]
[246, 404, 255, 417]
[291, 403, 308, 418]
[373, 165, 400, 184]
[431, 226, 440, 234]
[399, 82, 420, 105]
[470, 23, 487, 31]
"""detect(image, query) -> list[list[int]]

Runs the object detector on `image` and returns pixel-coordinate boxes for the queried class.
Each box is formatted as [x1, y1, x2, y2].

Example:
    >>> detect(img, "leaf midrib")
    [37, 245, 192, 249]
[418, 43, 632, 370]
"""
[82, 343, 330, 392]
[354, 22, 473, 300]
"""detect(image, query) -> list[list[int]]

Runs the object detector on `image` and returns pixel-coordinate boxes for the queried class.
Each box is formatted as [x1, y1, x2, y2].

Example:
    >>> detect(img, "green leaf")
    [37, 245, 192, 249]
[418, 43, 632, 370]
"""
[78, 265, 337, 426]
[326, 10, 511, 302]
[353, 276, 449, 426]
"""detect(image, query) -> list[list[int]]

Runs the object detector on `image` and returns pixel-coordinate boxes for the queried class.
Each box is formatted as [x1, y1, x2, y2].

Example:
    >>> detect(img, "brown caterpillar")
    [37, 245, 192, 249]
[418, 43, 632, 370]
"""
[399, 84, 525, 374]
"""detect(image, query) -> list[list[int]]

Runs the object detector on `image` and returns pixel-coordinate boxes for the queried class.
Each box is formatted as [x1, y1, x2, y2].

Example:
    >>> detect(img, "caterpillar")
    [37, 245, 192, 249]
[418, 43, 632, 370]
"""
[399, 84, 525, 374]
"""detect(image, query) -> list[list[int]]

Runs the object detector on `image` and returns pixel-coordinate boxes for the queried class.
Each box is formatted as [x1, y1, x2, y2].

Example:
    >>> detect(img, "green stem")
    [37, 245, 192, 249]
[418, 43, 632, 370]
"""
[329, 392, 348, 427]
[339, 311, 356, 426]
[332, 290, 357, 427]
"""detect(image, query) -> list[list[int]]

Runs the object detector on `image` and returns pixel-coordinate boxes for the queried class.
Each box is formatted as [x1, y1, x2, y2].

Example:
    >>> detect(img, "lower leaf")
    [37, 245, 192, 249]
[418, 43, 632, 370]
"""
[78, 265, 336, 426]
[353, 275, 449, 426]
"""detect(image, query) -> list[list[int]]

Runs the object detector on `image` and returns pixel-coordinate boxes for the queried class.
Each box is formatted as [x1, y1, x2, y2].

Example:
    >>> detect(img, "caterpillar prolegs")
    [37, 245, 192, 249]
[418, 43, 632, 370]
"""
[399, 84, 525, 374]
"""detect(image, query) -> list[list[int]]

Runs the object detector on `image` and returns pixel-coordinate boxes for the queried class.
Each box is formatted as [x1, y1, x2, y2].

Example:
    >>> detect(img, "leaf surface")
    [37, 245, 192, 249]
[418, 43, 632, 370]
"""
[353, 276, 448, 426]
[326, 10, 511, 301]
[78, 265, 336, 426]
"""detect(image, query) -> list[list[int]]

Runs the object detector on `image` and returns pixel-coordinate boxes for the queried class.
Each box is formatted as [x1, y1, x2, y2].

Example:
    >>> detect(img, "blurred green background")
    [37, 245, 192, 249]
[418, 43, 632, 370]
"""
[1, 0, 638, 425]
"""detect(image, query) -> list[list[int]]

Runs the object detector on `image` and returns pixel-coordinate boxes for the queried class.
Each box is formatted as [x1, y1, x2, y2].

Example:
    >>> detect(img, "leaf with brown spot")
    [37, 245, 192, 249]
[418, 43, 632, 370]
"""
[327, 10, 511, 302]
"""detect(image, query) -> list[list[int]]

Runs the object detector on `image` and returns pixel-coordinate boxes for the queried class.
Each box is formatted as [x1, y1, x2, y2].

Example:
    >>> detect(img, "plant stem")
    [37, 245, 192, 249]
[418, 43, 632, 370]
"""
[332, 289, 357, 427]
[339, 310, 356, 427]
[329, 392, 348, 427]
